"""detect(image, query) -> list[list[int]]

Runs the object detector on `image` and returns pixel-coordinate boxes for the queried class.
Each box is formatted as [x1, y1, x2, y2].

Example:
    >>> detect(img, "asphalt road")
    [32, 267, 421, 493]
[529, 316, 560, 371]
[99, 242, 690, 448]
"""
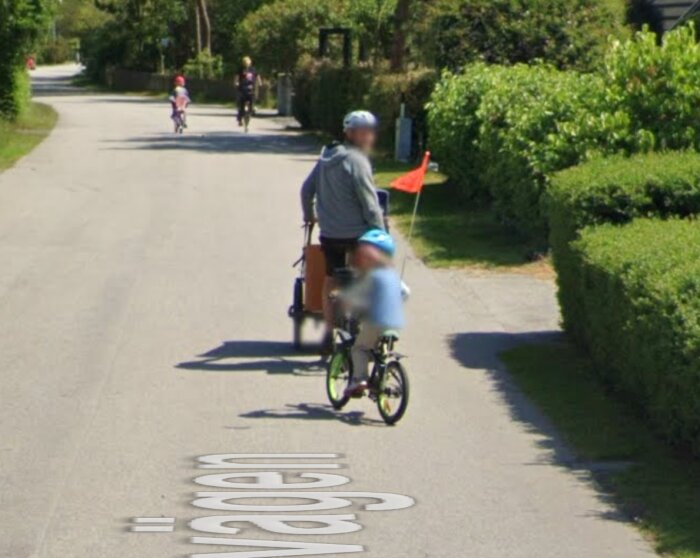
[0, 65, 655, 558]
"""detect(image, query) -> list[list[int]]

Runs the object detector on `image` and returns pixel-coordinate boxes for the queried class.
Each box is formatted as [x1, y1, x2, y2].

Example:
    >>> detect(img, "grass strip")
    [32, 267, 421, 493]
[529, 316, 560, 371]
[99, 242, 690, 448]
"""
[374, 159, 548, 272]
[0, 103, 58, 171]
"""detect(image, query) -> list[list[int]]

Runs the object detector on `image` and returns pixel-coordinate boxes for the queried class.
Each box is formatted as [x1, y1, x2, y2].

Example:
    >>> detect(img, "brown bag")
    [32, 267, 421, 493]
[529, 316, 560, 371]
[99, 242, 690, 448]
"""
[304, 245, 326, 313]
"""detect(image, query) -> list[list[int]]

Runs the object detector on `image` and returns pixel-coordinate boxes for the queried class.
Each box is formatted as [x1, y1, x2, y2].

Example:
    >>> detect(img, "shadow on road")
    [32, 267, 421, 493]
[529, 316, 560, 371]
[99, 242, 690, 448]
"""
[450, 330, 578, 462]
[240, 402, 384, 427]
[32, 72, 85, 97]
[103, 130, 315, 156]
[449, 330, 637, 522]
[176, 340, 325, 376]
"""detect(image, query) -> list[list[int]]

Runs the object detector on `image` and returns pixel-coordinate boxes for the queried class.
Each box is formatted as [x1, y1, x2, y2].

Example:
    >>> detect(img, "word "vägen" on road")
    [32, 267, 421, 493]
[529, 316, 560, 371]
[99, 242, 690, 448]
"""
[186, 453, 415, 557]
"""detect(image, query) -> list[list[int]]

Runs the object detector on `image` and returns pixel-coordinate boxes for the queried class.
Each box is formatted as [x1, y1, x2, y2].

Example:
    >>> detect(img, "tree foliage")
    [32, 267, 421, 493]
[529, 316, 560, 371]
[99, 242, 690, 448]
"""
[237, 0, 338, 73]
[0, 0, 56, 118]
[82, 0, 187, 76]
[419, 0, 625, 70]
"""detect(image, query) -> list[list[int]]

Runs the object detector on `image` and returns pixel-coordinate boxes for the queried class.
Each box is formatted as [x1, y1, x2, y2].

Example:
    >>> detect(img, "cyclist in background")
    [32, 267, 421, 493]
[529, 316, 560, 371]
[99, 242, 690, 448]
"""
[235, 56, 262, 127]
[300, 110, 386, 352]
[169, 75, 191, 132]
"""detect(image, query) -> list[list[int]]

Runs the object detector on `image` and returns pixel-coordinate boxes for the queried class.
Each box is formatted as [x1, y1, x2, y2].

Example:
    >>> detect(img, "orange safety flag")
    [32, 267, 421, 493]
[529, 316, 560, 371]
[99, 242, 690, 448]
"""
[390, 151, 431, 194]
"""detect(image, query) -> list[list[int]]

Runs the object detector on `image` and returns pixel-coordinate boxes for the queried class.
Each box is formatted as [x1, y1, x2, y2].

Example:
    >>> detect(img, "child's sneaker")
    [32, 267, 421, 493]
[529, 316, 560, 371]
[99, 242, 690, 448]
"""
[344, 381, 368, 399]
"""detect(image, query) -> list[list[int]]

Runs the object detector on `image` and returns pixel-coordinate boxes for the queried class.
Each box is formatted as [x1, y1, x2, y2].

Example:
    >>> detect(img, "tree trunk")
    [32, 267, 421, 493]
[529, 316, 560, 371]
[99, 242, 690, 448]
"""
[390, 0, 411, 71]
[194, 0, 202, 54]
[196, 0, 212, 52]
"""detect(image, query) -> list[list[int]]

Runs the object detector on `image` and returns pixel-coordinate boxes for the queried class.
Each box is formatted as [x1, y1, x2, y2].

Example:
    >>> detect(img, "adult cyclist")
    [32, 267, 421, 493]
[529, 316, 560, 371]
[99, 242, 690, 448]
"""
[300, 110, 386, 352]
[235, 56, 262, 127]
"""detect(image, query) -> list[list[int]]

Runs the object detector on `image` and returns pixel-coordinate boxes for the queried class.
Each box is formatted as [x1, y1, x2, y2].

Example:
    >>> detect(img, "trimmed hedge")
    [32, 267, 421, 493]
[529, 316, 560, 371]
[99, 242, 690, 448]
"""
[365, 69, 437, 153]
[293, 59, 436, 154]
[567, 218, 700, 453]
[293, 59, 370, 137]
[548, 151, 700, 342]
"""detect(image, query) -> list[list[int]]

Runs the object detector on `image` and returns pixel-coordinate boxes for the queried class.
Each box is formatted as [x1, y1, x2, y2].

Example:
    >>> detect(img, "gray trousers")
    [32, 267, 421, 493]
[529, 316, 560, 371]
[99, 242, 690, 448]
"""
[351, 324, 385, 382]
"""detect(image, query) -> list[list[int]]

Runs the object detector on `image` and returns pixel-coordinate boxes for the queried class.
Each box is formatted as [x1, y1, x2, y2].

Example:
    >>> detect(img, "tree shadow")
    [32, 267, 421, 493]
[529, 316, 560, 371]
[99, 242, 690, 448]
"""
[102, 130, 315, 156]
[449, 331, 642, 524]
[32, 73, 86, 98]
[240, 402, 385, 427]
[176, 340, 325, 376]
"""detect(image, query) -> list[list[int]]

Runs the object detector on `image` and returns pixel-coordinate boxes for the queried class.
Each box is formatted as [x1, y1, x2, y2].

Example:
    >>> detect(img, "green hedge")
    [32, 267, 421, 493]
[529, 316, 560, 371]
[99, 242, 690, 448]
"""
[548, 152, 700, 253]
[428, 63, 632, 237]
[0, 66, 31, 119]
[548, 151, 700, 342]
[427, 25, 700, 240]
[293, 59, 436, 153]
[293, 59, 370, 137]
[364, 69, 437, 152]
[567, 218, 700, 453]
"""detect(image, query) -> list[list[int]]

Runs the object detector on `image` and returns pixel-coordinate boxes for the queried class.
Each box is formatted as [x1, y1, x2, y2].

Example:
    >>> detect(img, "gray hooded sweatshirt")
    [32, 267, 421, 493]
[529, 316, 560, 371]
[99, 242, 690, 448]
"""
[301, 143, 385, 239]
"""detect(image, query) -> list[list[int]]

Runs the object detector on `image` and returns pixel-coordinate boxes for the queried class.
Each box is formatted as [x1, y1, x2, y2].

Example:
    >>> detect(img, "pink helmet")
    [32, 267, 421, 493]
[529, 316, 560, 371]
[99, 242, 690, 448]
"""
[174, 75, 186, 87]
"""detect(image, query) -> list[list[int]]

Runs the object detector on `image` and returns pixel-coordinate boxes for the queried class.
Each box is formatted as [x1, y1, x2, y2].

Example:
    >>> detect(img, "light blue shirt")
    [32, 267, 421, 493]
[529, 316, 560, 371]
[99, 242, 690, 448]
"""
[366, 267, 405, 330]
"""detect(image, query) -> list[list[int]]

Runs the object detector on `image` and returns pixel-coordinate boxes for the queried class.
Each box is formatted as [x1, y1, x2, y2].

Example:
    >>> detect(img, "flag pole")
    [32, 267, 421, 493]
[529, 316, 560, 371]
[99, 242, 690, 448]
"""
[401, 189, 422, 278]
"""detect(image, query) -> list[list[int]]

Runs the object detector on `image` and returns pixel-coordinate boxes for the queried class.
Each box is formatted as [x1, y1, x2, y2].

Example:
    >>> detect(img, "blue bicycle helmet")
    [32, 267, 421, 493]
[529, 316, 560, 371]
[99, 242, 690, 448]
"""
[358, 229, 396, 256]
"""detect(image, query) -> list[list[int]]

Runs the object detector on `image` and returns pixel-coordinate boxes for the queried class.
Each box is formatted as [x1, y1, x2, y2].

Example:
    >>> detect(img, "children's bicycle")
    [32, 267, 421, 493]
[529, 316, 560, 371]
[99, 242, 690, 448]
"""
[173, 110, 187, 134]
[172, 97, 189, 134]
[326, 330, 410, 426]
[242, 100, 253, 133]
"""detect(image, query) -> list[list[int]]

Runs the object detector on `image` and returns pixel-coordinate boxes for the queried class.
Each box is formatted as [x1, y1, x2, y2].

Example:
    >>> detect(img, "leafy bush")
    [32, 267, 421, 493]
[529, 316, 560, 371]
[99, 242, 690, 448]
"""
[426, 64, 505, 200]
[293, 60, 436, 150]
[427, 25, 700, 239]
[365, 69, 437, 153]
[428, 63, 634, 237]
[604, 24, 700, 150]
[38, 37, 76, 65]
[293, 58, 372, 137]
[547, 151, 700, 345]
[0, 68, 31, 119]
[183, 50, 224, 80]
[566, 218, 700, 454]
[419, 0, 625, 71]
[0, 0, 54, 119]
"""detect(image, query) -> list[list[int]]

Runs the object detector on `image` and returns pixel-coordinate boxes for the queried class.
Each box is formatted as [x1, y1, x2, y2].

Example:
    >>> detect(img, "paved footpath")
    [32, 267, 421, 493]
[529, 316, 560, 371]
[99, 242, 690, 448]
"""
[0, 65, 655, 558]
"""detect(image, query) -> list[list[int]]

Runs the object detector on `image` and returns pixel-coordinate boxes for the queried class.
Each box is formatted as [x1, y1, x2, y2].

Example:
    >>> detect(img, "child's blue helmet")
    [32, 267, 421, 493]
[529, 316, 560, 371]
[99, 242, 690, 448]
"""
[358, 229, 396, 256]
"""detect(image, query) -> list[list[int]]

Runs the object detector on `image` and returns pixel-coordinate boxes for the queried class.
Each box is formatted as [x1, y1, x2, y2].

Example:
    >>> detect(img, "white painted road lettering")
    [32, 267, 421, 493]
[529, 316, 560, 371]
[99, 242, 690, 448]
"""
[194, 472, 350, 490]
[129, 453, 415, 557]
[189, 514, 362, 535]
[189, 538, 363, 558]
[197, 454, 343, 470]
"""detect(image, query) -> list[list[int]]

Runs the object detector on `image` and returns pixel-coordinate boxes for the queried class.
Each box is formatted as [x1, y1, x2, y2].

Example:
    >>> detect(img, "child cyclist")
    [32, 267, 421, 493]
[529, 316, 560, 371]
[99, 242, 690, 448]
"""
[169, 75, 191, 132]
[344, 229, 407, 397]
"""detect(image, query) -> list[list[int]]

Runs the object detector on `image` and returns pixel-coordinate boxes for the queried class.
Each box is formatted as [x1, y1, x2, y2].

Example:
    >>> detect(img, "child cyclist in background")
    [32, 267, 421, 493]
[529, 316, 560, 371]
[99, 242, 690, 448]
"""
[344, 229, 407, 398]
[169, 75, 191, 132]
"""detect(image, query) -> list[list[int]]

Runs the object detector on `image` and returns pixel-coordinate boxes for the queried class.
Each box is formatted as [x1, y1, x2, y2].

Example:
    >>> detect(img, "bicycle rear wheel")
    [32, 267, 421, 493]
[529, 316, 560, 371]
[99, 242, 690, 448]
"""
[243, 106, 252, 133]
[327, 350, 352, 410]
[377, 360, 409, 425]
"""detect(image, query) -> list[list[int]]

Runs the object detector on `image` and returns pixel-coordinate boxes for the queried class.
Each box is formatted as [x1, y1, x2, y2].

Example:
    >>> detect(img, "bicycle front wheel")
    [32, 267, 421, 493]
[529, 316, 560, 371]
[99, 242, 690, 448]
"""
[377, 360, 409, 425]
[327, 350, 352, 410]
